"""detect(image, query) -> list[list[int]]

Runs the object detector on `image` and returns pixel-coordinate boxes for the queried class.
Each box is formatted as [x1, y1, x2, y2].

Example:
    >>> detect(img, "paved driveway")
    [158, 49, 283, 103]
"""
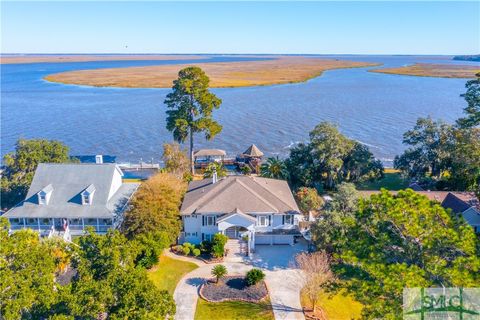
[250, 241, 307, 320]
[173, 240, 307, 320]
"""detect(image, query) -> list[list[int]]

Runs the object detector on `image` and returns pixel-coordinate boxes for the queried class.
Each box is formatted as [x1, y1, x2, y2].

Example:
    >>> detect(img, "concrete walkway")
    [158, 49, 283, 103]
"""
[172, 242, 307, 320]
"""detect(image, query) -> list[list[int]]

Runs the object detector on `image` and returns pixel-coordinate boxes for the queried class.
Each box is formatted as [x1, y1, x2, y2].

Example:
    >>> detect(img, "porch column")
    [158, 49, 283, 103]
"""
[82, 218, 85, 231]
[23, 218, 26, 229]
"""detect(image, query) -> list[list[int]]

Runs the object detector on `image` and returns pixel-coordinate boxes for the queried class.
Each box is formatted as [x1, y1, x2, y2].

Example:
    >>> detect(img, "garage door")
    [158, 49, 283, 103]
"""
[255, 235, 272, 245]
[255, 235, 293, 245]
[273, 235, 293, 245]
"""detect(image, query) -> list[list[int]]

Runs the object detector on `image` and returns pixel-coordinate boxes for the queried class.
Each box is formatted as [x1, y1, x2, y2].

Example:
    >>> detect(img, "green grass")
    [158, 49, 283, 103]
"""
[195, 299, 275, 320]
[301, 289, 363, 319]
[356, 169, 408, 191]
[148, 254, 198, 294]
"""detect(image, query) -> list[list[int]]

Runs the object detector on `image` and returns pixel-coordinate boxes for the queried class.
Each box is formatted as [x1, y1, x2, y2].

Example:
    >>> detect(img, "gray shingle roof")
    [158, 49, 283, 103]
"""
[180, 175, 299, 215]
[3, 163, 139, 219]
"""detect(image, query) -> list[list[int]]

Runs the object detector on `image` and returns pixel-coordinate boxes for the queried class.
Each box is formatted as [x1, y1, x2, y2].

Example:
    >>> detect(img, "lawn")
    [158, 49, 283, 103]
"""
[148, 254, 198, 294]
[301, 289, 363, 319]
[195, 298, 275, 320]
[356, 169, 408, 191]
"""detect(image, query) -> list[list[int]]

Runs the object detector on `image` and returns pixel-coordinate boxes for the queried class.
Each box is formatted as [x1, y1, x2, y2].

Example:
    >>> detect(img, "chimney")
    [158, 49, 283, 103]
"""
[95, 155, 103, 164]
[212, 167, 218, 184]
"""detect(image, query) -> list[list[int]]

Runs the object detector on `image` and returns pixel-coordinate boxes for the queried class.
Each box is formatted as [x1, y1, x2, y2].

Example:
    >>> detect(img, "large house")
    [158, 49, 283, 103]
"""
[359, 190, 480, 232]
[3, 163, 139, 238]
[180, 174, 302, 253]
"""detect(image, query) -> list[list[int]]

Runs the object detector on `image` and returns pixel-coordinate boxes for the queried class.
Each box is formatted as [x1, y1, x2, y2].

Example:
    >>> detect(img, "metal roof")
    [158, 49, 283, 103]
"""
[3, 163, 138, 219]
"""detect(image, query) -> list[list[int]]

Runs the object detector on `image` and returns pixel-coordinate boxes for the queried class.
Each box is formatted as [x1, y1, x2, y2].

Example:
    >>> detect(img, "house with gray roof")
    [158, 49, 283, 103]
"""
[180, 174, 302, 254]
[3, 163, 138, 237]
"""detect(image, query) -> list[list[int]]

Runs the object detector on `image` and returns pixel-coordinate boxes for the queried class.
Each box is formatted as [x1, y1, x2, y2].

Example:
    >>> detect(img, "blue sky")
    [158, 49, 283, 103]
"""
[1, 1, 479, 54]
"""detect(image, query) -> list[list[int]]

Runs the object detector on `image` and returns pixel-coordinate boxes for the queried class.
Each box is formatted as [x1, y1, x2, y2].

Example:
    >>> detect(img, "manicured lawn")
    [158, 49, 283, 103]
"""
[148, 254, 198, 294]
[301, 289, 363, 319]
[356, 169, 408, 191]
[195, 298, 274, 320]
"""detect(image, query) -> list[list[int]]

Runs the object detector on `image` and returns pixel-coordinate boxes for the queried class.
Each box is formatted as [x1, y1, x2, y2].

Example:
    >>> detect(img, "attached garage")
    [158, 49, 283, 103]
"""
[255, 234, 294, 245]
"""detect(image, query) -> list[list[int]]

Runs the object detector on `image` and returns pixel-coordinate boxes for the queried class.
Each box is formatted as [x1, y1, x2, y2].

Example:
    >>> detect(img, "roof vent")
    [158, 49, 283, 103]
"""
[95, 155, 103, 164]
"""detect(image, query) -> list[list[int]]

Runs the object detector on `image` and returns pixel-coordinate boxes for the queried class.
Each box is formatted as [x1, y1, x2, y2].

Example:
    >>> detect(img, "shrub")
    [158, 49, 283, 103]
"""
[212, 264, 228, 283]
[246, 268, 265, 286]
[199, 240, 212, 253]
[172, 245, 183, 254]
[192, 248, 201, 257]
[183, 242, 194, 250]
[212, 243, 225, 258]
[213, 234, 228, 246]
[182, 246, 191, 256]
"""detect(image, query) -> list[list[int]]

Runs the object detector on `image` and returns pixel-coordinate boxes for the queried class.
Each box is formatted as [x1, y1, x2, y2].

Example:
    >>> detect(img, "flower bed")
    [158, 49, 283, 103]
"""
[200, 276, 268, 303]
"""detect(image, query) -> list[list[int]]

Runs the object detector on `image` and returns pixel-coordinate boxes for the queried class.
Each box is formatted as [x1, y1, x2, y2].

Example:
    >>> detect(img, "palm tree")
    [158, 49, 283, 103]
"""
[260, 156, 288, 179]
[211, 264, 227, 284]
[203, 162, 227, 179]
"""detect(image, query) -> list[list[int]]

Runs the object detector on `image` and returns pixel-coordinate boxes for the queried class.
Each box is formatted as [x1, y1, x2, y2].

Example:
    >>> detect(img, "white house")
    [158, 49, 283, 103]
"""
[179, 174, 302, 253]
[3, 163, 138, 237]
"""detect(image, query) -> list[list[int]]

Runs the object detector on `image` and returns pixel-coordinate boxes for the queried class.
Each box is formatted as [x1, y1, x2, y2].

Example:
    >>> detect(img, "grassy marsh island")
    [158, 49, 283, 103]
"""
[370, 63, 480, 78]
[43, 56, 380, 88]
[0, 54, 208, 64]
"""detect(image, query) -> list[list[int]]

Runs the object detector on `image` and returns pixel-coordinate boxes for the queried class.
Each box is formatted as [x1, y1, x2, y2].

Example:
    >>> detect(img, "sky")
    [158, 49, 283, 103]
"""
[1, 1, 479, 55]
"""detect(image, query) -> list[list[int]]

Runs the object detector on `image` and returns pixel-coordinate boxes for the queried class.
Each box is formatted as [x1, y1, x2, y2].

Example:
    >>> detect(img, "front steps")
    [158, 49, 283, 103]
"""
[224, 239, 248, 263]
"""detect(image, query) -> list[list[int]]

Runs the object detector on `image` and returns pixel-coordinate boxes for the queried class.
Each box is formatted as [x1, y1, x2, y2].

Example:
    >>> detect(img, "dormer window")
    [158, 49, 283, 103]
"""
[81, 184, 95, 205]
[38, 192, 47, 205]
[37, 184, 53, 205]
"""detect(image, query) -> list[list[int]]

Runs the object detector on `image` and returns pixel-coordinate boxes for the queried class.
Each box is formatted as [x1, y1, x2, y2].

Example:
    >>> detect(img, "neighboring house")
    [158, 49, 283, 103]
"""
[180, 175, 302, 254]
[3, 163, 138, 238]
[358, 190, 480, 233]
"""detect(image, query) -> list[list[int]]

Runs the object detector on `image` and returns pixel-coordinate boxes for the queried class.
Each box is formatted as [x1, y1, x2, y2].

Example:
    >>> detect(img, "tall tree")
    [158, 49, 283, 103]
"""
[394, 117, 452, 179]
[1, 138, 74, 209]
[164, 67, 222, 174]
[122, 173, 187, 242]
[286, 123, 383, 190]
[324, 190, 480, 318]
[457, 72, 480, 128]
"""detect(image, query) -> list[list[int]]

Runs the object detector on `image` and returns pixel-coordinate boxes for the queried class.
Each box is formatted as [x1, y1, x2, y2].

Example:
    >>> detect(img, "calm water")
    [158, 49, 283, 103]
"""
[1, 55, 478, 166]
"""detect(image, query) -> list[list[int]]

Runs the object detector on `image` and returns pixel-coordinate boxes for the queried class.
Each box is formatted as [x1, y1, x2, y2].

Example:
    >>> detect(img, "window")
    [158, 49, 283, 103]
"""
[284, 215, 294, 225]
[10, 218, 21, 225]
[204, 234, 214, 241]
[41, 218, 51, 225]
[82, 194, 91, 205]
[257, 215, 270, 226]
[27, 218, 36, 225]
[205, 216, 215, 226]
[38, 193, 46, 205]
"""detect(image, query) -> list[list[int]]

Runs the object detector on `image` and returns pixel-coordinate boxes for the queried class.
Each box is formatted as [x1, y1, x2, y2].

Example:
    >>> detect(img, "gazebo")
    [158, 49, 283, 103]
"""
[241, 144, 264, 159]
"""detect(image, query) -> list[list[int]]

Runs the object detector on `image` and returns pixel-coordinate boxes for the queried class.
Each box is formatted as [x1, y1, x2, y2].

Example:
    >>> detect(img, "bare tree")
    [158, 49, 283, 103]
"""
[295, 251, 335, 314]
[162, 142, 190, 178]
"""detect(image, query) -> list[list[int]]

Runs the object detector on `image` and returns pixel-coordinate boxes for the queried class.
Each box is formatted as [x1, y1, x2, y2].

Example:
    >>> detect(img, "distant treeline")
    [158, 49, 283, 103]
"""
[453, 55, 480, 62]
